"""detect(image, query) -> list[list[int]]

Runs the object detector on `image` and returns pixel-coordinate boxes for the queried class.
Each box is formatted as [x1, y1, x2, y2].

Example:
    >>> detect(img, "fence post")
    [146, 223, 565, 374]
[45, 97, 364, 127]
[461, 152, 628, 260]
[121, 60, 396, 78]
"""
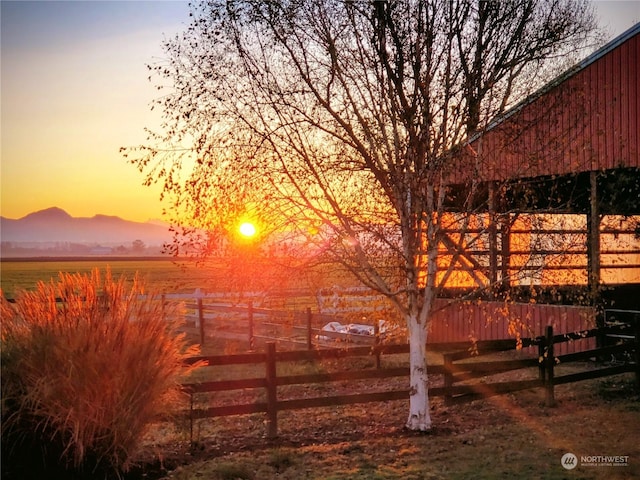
[265, 342, 278, 438]
[635, 319, 640, 388]
[189, 390, 194, 447]
[538, 335, 546, 383]
[306, 307, 313, 350]
[374, 322, 381, 369]
[197, 298, 205, 346]
[248, 302, 254, 350]
[444, 353, 453, 406]
[545, 325, 555, 407]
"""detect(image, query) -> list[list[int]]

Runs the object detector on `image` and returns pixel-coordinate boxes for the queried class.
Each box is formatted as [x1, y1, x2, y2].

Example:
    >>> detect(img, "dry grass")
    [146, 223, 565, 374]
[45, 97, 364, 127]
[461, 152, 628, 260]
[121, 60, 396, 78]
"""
[0, 269, 199, 479]
[139, 372, 639, 480]
[125, 336, 639, 479]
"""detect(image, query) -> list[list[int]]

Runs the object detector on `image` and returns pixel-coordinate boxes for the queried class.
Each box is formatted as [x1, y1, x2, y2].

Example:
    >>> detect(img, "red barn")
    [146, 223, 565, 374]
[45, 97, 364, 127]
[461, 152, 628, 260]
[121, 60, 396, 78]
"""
[442, 24, 639, 309]
[450, 24, 638, 183]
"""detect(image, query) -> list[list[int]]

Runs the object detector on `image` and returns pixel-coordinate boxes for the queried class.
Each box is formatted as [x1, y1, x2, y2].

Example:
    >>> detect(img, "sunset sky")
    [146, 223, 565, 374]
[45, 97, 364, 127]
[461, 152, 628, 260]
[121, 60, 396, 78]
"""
[2, 1, 639, 223]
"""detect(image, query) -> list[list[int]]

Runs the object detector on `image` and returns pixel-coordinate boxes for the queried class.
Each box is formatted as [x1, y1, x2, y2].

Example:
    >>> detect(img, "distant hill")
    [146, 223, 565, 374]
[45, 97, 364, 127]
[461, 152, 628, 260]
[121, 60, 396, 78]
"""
[0, 207, 172, 255]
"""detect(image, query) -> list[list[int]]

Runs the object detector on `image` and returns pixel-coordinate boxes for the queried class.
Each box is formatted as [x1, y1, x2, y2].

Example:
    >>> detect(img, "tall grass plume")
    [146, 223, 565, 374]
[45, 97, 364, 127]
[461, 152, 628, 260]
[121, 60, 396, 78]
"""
[1, 269, 198, 478]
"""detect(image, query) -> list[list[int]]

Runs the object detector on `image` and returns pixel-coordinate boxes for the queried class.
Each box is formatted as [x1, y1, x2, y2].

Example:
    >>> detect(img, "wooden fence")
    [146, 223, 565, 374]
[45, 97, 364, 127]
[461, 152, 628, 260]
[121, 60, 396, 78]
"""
[181, 321, 639, 439]
[182, 300, 356, 349]
[7, 287, 598, 353]
[172, 293, 597, 355]
[443, 322, 639, 407]
[315, 288, 597, 354]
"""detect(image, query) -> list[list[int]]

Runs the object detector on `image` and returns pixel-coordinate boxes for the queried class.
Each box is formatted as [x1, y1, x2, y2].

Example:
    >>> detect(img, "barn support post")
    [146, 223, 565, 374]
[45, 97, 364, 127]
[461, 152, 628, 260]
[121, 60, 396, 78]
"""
[488, 182, 499, 288]
[265, 342, 278, 438]
[500, 214, 511, 290]
[587, 171, 602, 319]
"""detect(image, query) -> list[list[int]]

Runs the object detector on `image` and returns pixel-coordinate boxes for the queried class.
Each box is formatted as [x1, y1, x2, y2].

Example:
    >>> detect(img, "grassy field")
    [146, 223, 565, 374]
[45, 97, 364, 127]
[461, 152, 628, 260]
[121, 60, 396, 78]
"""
[0, 257, 360, 312]
[0, 258, 199, 298]
[0, 258, 276, 299]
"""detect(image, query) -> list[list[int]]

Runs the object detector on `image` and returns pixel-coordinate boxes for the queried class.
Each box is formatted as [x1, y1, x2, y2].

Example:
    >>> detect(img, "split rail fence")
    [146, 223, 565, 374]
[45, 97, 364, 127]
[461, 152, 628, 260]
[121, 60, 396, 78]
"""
[181, 321, 639, 440]
[172, 293, 596, 355]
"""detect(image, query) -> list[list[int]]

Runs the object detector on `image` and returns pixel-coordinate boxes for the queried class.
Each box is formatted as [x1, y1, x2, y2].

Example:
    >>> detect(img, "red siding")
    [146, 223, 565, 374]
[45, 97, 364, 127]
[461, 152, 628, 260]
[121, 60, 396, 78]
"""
[428, 299, 596, 354]
[448, 30, 640, 184]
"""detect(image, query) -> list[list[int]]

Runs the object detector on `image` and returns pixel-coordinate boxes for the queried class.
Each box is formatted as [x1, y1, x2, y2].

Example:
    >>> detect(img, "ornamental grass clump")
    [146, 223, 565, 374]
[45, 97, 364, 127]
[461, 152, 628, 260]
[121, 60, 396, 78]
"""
[1, 269, 198, 479]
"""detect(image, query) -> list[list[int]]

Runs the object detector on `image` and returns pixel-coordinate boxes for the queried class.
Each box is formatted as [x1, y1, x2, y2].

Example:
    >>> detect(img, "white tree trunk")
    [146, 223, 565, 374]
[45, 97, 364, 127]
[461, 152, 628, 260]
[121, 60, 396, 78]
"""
[406, 316, 431, 431]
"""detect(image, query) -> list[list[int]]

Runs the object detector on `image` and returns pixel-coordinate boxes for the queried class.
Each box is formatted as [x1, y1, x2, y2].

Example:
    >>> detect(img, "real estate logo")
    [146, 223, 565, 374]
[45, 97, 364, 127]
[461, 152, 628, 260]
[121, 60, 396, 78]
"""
[561, 452, 629, 469]
[561, 453, 578, 470]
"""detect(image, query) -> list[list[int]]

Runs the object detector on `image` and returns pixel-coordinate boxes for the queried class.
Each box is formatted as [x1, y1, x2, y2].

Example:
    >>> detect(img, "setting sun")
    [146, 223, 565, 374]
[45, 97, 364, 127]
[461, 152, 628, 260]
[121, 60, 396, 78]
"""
[239, 222, 257, 238]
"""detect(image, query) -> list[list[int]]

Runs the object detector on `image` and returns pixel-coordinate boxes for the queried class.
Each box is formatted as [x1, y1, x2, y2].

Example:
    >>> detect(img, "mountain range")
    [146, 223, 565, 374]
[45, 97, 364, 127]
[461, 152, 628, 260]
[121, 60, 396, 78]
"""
[0, 207, 171, 248]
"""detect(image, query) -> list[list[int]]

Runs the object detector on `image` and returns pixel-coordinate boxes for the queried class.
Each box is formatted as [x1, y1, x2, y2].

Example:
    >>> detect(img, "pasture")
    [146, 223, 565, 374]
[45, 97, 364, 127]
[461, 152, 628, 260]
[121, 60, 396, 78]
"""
[1, 258, 235, 298]
[0, 257, 356, 302]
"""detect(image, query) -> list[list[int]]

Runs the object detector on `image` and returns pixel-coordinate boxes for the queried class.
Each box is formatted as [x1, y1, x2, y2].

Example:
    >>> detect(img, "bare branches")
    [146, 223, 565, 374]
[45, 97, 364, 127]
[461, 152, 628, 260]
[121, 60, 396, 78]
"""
[124, 0, 598, 313]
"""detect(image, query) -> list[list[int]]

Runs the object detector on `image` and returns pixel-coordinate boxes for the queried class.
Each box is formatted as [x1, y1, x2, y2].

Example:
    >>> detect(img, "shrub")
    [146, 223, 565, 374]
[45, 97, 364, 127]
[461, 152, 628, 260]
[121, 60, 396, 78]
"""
[1, 269, 198, 479]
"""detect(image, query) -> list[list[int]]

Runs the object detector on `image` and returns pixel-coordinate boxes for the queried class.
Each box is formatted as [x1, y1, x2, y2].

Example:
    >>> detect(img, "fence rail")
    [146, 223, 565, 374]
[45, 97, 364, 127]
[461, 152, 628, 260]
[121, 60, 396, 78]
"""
[172, 292, 598, 355]
[182, 321, 639, 440]
[180, 299, 385, 348]
[5, 288, 599, 354]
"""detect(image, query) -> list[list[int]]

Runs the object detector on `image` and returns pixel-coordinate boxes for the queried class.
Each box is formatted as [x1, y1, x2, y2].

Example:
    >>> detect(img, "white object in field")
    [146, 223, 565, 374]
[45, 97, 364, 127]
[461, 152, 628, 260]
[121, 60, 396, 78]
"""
[316, 319, 391, 341]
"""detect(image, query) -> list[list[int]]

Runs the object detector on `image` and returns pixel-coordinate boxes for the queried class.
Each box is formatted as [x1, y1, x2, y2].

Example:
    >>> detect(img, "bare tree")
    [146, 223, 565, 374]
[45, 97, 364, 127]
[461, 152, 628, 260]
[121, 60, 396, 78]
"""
[125, 0, 596, 431]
